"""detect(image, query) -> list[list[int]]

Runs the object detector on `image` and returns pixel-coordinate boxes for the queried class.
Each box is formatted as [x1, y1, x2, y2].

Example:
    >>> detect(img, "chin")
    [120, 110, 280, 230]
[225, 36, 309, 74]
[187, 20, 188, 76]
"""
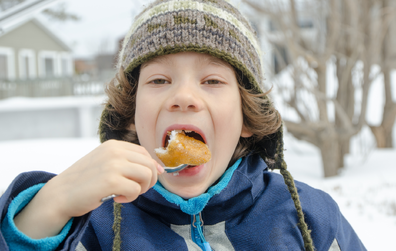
[166, 184, 208, 199]
[178, 190, 205, 199]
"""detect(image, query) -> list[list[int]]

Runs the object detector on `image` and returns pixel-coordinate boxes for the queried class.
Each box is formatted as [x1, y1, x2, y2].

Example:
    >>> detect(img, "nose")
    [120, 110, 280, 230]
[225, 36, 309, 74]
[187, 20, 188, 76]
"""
[166, 83, 204, 112]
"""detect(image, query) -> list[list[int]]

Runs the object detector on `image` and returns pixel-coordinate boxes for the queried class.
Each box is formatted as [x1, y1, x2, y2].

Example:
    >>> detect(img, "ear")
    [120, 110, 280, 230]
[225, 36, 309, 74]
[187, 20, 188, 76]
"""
[241, 124, 253, 138]
[129, 123, 136, 131]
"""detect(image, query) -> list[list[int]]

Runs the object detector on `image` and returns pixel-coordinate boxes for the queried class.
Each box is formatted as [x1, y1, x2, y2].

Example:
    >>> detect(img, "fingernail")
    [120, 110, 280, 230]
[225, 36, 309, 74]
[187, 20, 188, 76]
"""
[156, 163, 165, 174]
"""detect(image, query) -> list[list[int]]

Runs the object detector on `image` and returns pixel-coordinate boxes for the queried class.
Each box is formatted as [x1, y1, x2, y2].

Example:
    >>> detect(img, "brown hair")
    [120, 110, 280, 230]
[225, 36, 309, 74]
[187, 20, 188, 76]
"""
[103, 65, 282, 166]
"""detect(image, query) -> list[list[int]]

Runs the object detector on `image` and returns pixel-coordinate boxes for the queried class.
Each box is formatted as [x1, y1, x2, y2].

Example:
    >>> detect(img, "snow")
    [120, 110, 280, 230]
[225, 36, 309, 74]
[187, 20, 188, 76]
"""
[0, 95, 106, 111]
[0, 138, 101, 193]
[0, 133, 395, 249]
[283, 133, 396, 250]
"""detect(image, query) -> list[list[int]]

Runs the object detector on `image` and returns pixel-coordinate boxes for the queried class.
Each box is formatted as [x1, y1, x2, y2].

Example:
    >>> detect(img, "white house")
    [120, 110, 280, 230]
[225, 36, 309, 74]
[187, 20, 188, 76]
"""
[0, 0, 73, 81]
[0, 18, 73, 80]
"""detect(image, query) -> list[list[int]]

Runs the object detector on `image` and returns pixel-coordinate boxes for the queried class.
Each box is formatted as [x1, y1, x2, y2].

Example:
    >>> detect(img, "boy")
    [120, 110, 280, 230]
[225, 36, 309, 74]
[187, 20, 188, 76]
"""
[0, 0, 366, 250]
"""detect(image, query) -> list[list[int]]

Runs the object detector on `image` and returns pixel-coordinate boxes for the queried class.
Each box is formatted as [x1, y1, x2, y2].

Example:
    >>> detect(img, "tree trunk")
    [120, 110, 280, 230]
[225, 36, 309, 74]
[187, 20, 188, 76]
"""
[338, 136, 350, 167]
[370, 113, 395, 148]
[315, 65, 329, 122]
[381, 68, 396, 148]
[318, 127, 340, 177]
[370, 68, 396, 148]
[369, 126, 387, 148]
[375, 0, 395, 149]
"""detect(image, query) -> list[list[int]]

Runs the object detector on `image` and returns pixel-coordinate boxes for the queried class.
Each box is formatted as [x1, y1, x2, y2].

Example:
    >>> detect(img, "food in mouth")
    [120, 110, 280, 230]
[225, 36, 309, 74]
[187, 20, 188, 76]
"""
[154, 130, 211, 168]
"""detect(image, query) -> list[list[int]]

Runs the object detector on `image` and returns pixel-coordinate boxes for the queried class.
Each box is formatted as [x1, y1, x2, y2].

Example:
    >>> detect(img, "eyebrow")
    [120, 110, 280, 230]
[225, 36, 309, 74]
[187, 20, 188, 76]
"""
[141, 56, 173, 69]
[197, 55, 232, 69]
[141, 53, 233, 70]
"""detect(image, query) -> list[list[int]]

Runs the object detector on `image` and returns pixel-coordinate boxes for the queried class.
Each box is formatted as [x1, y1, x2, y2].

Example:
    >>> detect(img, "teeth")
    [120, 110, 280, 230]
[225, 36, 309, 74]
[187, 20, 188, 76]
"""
[168, 129, 183, 135]
[167, 130, 195, 134]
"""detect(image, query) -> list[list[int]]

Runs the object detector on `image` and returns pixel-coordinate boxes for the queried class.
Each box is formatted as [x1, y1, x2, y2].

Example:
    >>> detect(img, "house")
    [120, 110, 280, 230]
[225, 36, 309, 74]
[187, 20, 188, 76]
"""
[74, 58, 96, 76]
[0, 18, 73, 80]
[253, 15, 316, 76]
[74, 53, 116, 81]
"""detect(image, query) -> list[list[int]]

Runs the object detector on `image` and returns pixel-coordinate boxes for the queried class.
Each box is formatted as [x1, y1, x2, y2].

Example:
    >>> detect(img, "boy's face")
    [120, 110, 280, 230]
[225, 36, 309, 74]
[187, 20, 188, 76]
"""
[134, 52, 252, 198]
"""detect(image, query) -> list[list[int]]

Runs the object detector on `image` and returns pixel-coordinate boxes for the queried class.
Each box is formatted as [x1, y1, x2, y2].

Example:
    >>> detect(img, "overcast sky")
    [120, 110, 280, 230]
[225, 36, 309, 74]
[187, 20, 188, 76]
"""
[38, 0, 145, 58]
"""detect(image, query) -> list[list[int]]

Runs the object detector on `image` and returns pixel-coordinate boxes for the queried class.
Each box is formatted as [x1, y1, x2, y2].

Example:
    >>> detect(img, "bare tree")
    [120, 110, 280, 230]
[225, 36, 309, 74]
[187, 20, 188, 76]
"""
[243, 0, 396, 177]
[368, 0, 396, 148]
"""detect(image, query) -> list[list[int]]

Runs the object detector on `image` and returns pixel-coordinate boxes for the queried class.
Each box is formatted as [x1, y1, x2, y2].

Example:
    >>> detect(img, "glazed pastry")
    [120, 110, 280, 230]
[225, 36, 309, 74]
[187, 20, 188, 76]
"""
[155, 130, 211, 167]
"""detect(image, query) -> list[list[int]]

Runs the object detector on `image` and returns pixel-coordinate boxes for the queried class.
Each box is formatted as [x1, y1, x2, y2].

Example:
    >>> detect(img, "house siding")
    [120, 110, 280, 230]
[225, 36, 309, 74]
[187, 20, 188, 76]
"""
[0, 21, 66, 51]
[0, 20, 71, 79]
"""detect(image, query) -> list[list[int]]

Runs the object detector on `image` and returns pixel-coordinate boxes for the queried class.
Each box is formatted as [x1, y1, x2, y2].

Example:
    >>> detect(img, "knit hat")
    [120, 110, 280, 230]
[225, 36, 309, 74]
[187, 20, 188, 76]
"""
[98, 0, 314, 250]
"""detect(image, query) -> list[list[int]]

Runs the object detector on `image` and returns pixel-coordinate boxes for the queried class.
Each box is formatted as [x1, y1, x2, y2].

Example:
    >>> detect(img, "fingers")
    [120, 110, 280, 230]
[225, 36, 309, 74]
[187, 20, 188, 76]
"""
[103, 150, 158, 190]
[124, 150, 160, 173]
[103, 139, 152, 158]
[111, 179, 142, 203]
[120, 163, 155, 194]
[102, 139, 164, 175]
[97, 140, 164, 202]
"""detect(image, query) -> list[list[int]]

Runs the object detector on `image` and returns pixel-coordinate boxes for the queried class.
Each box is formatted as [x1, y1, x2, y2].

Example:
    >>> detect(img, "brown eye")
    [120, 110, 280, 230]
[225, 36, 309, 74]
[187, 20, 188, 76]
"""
[152, 79, 168, 84]
[205, 80, 222, 85]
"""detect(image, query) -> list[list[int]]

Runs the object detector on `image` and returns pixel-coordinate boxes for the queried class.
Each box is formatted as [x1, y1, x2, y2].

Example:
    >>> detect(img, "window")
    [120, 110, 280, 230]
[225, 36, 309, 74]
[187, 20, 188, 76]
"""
[45, 58, 55, 77]
[61, 58, 68, 75]
[38, 51, 57, 78]
[58, 52, 73, 77]
[273, 44, 289, 74]
[0, 47, 15, 80]
[298, 19, 314, 29]
[0, 55, 8, 79]
[19, 49, 36, 79]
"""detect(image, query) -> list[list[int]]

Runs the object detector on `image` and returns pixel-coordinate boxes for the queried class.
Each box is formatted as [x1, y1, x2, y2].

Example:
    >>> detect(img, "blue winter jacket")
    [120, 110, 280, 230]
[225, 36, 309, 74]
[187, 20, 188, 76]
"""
[0, 154, 366, 250]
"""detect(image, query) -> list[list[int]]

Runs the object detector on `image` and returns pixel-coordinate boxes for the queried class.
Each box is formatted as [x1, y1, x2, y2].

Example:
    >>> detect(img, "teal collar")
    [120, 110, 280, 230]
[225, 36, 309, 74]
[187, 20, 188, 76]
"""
[153, 158, 242, 215]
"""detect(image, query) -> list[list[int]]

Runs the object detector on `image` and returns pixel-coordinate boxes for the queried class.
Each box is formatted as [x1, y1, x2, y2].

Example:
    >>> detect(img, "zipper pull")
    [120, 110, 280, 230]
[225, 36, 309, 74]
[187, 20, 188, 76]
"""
[192, 213, 212, 251]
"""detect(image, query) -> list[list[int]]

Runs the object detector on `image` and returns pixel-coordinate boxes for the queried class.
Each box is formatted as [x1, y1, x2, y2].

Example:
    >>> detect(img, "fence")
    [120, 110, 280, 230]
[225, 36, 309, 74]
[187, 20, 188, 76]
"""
[0, 77, 106, 99]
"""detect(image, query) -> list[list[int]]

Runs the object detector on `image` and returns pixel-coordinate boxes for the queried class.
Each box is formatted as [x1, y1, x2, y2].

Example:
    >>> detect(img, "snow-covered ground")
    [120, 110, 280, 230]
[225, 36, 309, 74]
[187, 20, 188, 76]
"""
[0, 134, 395, 250]
[283, 133, 396, 250]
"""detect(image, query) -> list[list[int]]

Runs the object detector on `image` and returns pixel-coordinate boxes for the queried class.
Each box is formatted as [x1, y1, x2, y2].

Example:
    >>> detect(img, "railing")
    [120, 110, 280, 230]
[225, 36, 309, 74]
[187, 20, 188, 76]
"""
[0, 77, 107, 99]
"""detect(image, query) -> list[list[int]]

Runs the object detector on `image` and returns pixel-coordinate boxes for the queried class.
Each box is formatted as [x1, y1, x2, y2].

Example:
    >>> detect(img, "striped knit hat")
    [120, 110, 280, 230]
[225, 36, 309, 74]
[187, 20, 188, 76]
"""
[99, 0, 314, 250]
[117, 0, 263, 93]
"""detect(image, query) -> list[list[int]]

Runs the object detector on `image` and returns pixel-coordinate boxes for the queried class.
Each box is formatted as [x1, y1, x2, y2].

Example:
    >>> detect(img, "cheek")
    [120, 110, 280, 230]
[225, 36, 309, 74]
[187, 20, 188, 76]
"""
[134, 94, 155, 144]
[220, 95, 243, 124]
[214, 95, 243, 143]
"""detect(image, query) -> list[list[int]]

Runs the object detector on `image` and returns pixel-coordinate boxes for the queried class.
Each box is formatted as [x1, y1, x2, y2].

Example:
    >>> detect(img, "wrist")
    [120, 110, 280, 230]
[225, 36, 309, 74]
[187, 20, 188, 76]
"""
[14, 183, 71, 239]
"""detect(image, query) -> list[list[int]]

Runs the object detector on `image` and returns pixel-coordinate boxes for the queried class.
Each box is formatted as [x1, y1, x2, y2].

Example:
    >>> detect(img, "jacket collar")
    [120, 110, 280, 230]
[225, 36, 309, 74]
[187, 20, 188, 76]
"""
[134, 154, 267, 225]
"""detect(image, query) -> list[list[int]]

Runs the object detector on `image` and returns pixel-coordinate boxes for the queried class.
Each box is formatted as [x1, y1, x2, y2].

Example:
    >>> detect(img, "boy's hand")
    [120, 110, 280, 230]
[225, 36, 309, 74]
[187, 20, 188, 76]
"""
[14, 140, 163, 239]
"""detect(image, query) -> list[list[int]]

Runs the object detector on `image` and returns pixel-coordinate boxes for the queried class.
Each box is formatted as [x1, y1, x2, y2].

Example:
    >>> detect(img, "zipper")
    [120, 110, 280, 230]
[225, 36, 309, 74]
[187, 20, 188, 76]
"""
[191, 212, 212, 251]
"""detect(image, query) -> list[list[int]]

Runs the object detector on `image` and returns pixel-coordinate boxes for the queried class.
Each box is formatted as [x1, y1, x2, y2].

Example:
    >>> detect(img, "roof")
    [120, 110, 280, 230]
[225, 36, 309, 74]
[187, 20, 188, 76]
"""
[0, 0, 61, 31]
[0, 0, 71, 51]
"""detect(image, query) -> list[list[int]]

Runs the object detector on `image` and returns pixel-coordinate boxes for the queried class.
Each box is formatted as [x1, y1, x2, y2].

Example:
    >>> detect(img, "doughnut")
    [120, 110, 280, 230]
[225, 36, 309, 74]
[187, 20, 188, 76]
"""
[155, 130, 211, 167]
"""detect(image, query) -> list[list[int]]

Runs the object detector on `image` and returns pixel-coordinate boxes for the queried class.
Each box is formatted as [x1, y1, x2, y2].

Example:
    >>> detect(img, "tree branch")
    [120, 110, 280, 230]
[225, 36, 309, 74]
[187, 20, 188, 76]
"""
[283, 120, 320, 146]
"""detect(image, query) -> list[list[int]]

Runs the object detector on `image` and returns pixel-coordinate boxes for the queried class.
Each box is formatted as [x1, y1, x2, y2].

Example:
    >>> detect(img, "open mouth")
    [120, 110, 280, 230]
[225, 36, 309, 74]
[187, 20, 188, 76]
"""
[163, 129, 206, 169]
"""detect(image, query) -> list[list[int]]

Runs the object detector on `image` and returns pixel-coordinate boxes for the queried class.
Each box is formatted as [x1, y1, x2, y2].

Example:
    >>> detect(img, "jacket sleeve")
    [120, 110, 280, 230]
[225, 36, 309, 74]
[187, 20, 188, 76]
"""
[333, 212, 366, 251]
[296, 180, 367, 251]
[0, 171, 93, 251]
